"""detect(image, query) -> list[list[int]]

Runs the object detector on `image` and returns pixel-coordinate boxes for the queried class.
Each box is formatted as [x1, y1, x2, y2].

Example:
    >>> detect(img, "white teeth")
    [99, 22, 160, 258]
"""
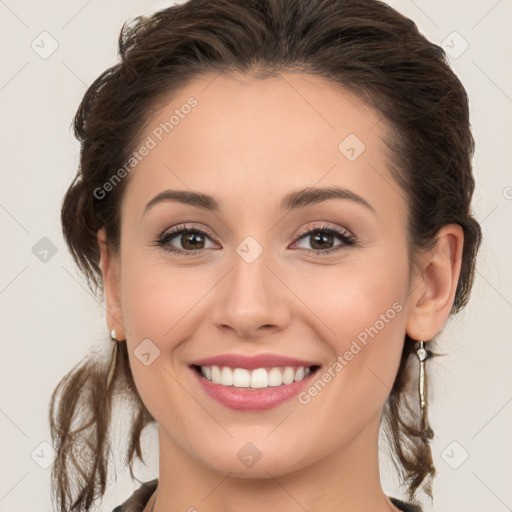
[198, 365, 313, 388]
[233, 368, 250, 387]
[268, 367, 283, 387]
[250, 368, 268, 388]
[282, 367, 295, 385]
[211, 365, 221, 384]
[221, 366, 233, 386]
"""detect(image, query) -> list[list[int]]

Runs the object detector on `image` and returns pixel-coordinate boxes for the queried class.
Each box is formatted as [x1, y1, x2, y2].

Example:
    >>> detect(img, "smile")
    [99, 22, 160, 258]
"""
[189, 362, 321, 411]
[193, 364, 318, 389]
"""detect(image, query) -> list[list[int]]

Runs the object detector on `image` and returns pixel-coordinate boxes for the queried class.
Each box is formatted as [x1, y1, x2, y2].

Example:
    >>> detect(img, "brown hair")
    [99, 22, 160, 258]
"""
[49, 0, 482, 510]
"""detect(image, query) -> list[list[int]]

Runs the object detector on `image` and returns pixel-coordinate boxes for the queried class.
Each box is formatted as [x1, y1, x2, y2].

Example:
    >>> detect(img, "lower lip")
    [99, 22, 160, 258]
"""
[191, 367, 317, 411]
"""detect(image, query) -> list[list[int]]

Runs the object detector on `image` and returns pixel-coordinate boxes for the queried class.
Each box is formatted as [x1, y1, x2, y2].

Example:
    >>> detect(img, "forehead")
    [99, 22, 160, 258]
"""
[121, 72, 404, 221]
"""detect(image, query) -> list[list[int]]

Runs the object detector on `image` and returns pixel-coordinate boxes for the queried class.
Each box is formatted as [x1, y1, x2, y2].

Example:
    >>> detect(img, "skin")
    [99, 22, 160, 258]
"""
[97, 72, 463, 512]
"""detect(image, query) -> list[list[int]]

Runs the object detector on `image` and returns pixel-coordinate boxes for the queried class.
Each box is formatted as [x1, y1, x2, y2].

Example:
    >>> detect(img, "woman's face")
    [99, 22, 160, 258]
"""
[102, 72, 429, 476]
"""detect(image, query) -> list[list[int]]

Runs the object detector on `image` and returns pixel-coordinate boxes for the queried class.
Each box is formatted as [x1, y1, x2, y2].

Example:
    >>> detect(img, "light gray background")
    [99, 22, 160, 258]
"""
[1, 1, 511, 511]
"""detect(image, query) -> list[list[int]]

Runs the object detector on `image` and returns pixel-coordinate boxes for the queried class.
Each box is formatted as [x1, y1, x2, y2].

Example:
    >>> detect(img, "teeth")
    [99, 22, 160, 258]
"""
[233, 368, 250, 387]
[282, 367, 295, 385]
[250, 368, 268, 388]
[211, 365, 221, 384]
[295, 367, 305, 381]
[268, 367, 283, 387]
[220, 367, 233, 386]
[199, 365, 313, 388]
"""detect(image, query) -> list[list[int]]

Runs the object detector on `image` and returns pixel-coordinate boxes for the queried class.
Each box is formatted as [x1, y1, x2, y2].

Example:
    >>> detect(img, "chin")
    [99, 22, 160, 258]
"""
[195, 443, 311, 479]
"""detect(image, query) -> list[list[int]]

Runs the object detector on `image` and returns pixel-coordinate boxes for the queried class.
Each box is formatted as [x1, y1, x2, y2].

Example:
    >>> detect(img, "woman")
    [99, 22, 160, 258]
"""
[49, 0, 482, 511]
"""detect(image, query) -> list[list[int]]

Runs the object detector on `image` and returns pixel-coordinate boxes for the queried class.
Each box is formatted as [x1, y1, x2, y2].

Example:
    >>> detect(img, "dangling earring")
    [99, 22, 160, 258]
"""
[106, 329, 120, 389]
[416, 340, 433, 441]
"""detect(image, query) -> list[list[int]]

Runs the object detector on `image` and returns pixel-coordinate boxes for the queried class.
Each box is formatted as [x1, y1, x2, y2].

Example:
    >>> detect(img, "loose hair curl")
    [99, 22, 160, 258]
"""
[49, 0, 482, 510]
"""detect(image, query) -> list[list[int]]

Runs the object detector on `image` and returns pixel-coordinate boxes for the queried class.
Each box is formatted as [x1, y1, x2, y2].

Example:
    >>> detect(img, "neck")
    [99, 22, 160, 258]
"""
[149, 414, 399, 512]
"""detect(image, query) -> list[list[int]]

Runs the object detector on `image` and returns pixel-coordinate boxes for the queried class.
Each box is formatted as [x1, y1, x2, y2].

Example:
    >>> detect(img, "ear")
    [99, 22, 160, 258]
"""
[406, 224, 464, 342]
[97, 228, 126, 341]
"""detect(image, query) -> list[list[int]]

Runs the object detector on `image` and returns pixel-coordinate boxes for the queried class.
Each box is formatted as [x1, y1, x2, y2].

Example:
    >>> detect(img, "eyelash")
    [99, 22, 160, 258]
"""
[154, 222, 357, 257]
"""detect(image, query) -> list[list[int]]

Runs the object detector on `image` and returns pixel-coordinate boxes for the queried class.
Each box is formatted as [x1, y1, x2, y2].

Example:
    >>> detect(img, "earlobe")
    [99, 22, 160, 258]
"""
[98, 228, 126, 341]
[406, 224, 464, 341]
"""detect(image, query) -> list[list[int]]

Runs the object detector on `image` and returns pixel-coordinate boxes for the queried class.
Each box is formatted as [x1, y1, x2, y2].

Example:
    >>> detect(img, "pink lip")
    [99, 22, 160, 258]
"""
[190, 353, 318, 369]
[190, 366, 318, 411]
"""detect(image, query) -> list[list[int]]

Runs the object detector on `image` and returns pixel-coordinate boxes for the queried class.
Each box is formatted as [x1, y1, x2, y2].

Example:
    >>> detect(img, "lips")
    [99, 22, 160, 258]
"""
[189, 353, 321, 411]
[190, 353, 319, 369]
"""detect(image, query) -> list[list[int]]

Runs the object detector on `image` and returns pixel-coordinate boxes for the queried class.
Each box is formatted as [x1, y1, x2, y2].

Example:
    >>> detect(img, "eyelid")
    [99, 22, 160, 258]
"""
[161, 223, 217, 241]
[293, 221, 354, 240]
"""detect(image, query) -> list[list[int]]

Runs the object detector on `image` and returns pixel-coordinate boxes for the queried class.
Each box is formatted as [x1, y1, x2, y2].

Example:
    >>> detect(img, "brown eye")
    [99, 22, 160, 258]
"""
[292, 224, 356, 255]
[308, 231, 335, 250]
[157, 226, 217, 254]
[179, 231, 206, 250]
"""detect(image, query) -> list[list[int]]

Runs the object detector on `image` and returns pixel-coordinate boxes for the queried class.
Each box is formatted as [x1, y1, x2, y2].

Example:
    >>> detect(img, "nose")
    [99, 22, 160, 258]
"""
[209, 248, 291, 340]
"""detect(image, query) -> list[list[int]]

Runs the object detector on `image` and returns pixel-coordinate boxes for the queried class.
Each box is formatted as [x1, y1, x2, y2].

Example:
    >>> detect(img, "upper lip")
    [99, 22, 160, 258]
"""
[190, 353, 320, 370]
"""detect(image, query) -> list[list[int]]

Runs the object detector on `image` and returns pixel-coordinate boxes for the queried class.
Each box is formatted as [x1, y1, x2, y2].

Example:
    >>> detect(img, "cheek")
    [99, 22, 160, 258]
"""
[289, 275, 406, 446]
[294, 255, 408, 342]
[292, 255, 409, 400]
[116, 251, 193, 397]
[120, 250, 205, 340]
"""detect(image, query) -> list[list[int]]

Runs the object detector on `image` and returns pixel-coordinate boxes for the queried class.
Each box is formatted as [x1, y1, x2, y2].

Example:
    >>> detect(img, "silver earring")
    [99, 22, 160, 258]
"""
[107, 330, 120, 388]
[416, 340, 433, 441]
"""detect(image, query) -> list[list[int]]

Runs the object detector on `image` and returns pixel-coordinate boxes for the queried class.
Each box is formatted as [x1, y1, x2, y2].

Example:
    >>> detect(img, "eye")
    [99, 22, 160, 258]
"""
[155, 224, 218, 254]
[291, 223, 357, 255]
[154, 222, 357, 257]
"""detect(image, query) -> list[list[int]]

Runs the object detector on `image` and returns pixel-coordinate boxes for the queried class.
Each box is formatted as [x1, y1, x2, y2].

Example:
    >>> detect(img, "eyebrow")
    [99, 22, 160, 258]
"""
[143, 186, 376, 215]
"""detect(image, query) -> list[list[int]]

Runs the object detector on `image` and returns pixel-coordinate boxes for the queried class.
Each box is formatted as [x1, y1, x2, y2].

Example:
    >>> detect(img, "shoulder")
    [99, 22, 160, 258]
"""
[389, 496, 423, 512]
[112, 478, 158, 512]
